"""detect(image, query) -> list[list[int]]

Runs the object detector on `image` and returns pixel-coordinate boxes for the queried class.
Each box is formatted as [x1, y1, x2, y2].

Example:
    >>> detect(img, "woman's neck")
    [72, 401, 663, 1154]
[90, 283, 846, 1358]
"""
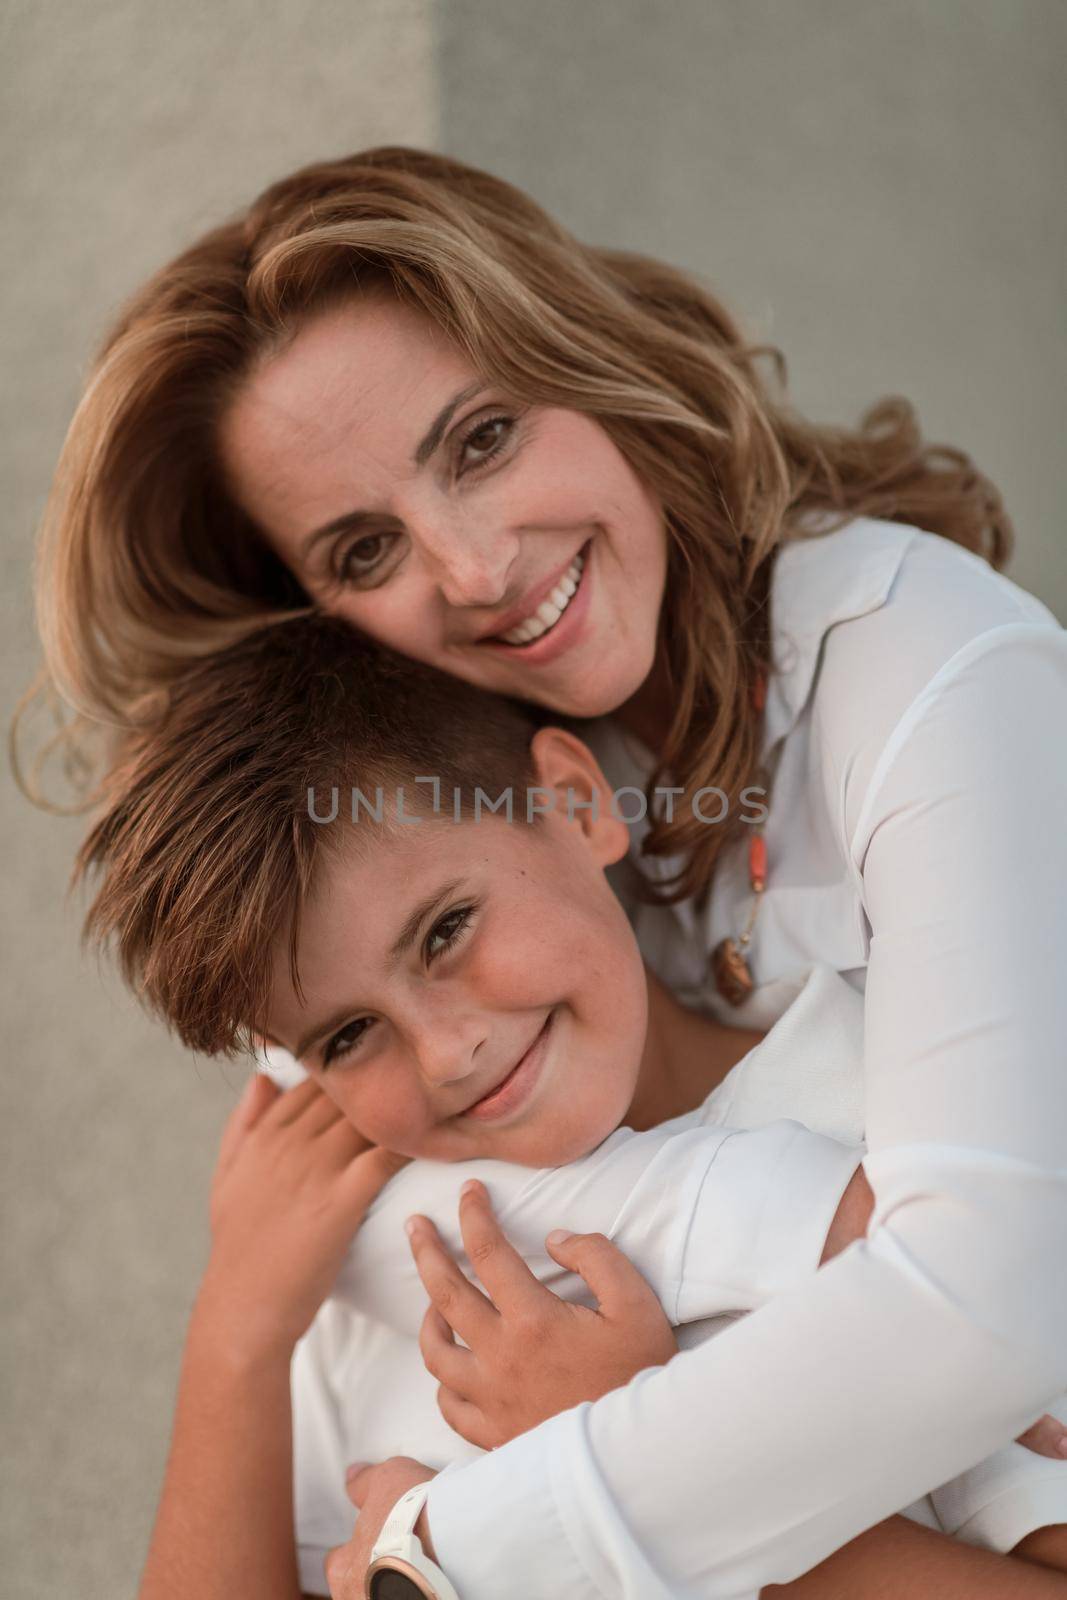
[614, 653, 674, 758]
[625, 966, 765, 1131]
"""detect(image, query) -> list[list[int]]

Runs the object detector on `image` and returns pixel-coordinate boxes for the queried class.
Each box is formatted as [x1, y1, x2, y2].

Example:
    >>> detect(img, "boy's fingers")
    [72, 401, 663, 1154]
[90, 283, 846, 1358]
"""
[545, 1229, 659, 1319]
[323, 1540, 353, 1596]
[268, 1077, 329, 1127]
[1017, 1413, 1067, 1459]
[418, 1305, 478, 1391]
[343, 1455, 430, 1510]
[318, 1110, 374, 1157]
[457, 1179, 543, 1315]
[435, 1384, 492, 1450]
[407, 1215, 497, 1346]
[304, 1095, 351, 1138]
[216, 1073, 277, 1172]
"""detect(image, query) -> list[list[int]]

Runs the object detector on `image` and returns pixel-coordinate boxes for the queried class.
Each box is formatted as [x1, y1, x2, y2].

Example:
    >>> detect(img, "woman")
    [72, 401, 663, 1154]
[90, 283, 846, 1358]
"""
[24, 148, 1067, 1595]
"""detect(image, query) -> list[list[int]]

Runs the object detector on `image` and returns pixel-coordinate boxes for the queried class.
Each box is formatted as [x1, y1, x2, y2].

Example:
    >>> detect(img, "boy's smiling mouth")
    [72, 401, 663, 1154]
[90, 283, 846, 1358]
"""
[459, 1009, 557, 1123]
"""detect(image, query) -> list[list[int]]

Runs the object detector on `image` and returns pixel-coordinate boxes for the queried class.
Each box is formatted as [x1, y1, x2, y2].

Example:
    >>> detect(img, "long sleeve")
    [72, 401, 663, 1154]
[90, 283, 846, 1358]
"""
[426, 621, 1067, 1597]
[931, 1393, 1067, 1553]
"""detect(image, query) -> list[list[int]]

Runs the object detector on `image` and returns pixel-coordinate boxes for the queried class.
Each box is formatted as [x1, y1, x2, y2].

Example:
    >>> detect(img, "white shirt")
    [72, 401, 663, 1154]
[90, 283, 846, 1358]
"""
[423, 518, 1067, 1597]
[291, 968, 1067, 1593]
[291, 965, 866, 1592]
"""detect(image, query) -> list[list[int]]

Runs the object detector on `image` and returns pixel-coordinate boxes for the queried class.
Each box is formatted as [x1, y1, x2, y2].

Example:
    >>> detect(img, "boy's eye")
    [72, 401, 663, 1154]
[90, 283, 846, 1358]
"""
[322, 1016, 372, 1067]
[424, 905, 475, 963]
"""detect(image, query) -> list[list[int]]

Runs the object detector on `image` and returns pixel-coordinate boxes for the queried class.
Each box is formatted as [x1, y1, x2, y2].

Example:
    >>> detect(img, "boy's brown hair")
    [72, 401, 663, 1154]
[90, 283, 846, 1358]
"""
[74, 616, 545, 1057]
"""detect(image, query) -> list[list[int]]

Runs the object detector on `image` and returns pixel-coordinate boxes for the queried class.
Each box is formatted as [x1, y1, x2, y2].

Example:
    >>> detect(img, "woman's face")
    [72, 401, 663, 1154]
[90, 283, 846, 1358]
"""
[218, 296, 669, 717]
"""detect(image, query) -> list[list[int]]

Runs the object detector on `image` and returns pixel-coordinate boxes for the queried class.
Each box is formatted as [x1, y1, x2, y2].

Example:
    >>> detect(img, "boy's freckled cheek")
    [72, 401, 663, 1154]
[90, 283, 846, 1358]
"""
[326, 1065, 403, 1148]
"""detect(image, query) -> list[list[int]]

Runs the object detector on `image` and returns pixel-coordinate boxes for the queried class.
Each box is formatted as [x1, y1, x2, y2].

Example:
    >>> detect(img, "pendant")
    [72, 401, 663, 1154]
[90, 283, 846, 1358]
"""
[711, 936, 754, 1007]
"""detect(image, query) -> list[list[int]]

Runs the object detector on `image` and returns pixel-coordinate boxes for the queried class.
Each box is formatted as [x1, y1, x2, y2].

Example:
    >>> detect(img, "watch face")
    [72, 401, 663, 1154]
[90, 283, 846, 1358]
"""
[368, 1559, 437, 1599]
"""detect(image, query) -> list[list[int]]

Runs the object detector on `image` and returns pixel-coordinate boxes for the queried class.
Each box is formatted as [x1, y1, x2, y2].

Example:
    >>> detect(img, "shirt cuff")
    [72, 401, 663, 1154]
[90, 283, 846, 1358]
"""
[938, 1473, 1067, 1554]
[427, 1405, 729, 1600]
[677, 1122, 865, 1320]
[426, 1415, 596, 1600]
[930, 1391, 1067, 1553]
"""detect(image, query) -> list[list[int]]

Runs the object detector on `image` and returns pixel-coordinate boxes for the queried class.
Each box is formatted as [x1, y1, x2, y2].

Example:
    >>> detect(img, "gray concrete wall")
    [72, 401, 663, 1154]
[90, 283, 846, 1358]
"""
[2, 3, 1064, 1595]
[1, 5, 438, 1595]
[439, 0, 1066, 617]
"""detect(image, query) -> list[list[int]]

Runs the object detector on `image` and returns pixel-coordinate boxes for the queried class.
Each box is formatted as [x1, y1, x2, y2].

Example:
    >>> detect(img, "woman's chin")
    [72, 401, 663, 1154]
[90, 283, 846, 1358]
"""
[528, 654, 654, 722]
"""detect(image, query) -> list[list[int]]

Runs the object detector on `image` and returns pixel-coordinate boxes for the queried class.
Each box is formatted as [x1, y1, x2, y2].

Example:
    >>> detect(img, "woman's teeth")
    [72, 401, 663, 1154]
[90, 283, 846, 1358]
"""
[500, 550, 586, 646]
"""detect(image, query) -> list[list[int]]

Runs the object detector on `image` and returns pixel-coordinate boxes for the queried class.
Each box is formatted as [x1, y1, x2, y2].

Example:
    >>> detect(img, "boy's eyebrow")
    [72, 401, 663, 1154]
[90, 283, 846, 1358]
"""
[291, 877, 467, 1060]
[299, 382, 490, 557]
[386, 878, 467, 969]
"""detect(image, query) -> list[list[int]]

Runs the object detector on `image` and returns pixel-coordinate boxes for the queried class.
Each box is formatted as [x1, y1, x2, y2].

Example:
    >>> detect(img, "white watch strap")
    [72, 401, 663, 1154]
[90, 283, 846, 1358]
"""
[373, 1483, 432, 1549]
[367, 1482, 461, 1600]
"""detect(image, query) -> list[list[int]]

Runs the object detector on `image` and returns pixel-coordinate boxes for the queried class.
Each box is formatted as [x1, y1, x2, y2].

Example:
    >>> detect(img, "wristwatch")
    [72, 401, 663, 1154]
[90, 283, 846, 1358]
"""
[364, 1482, 461, 1600]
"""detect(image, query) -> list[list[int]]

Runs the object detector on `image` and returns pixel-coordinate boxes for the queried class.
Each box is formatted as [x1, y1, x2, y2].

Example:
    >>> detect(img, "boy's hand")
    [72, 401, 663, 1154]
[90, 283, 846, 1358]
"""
[324, 1458, 438, 1598]
[197, 1074, 408, 1362]
[407, 1178, 678, 1449]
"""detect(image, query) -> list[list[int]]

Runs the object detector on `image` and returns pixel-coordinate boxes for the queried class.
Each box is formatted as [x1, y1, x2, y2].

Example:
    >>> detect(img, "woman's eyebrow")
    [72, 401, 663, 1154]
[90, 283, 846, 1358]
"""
[298, 381, 490, 558]
[412, 380, 489, 467]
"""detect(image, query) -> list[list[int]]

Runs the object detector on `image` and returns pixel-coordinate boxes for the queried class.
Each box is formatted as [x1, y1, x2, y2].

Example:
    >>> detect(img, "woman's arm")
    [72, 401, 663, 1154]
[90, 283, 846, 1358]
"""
[327, 1470, 1067, 1600]
[1015, 1524, 1067, 1573]
[419, 626, 1067, 1598]
[767, 1515, 1067, 1598]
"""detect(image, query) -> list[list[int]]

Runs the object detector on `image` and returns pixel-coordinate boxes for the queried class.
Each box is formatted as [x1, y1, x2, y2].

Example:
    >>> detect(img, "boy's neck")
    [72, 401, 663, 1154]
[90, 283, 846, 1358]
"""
[625, 966, 764, 1131]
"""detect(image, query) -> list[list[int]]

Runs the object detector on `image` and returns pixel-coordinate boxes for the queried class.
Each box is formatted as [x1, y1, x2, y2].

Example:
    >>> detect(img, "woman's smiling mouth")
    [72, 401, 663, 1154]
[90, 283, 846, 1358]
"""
[480, 540, 593, 664]
[498, 547, 586, 645]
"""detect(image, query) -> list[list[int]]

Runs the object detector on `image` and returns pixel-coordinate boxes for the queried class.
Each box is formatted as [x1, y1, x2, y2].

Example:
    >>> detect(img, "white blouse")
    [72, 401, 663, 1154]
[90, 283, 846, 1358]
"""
[424, 518, 1067, 1597]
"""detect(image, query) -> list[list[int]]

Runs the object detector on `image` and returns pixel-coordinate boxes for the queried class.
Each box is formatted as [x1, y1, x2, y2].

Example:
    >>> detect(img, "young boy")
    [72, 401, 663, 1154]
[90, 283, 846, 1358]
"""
[77, 615, 1067, 1599]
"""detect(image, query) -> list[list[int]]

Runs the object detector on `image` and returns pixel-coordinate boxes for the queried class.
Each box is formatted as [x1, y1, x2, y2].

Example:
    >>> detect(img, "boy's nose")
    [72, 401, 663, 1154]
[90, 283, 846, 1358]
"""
[414, 1022, 488, 1093]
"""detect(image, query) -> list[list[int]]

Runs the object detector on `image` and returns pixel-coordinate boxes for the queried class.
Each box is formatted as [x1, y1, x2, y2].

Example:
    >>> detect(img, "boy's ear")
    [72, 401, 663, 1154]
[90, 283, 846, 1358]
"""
[529, 727, 631, 866]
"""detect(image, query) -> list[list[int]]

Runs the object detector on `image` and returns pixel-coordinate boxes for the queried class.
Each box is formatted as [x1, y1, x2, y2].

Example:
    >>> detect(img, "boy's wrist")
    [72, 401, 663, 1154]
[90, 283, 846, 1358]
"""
[190, 1265, 301, 1371]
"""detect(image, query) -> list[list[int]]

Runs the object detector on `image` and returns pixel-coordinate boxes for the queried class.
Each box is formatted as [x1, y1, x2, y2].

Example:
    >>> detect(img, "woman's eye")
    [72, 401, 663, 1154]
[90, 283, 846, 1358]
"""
[336, 530, 397, 585]
[322, 1016, 372, 1067]
[424, 906, 474, 963]
[457, 414, 515, 475]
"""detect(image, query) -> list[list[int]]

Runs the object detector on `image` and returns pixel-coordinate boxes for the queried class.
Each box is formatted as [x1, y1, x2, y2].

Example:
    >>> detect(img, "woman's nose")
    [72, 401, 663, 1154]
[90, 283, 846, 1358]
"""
[400, 493, 520, 610]
[436, 547, 514, 610]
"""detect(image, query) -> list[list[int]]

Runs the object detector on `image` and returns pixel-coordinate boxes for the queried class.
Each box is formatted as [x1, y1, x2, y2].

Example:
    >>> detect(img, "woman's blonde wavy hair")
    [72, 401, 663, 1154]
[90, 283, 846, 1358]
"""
[19, 145, 1012, 906]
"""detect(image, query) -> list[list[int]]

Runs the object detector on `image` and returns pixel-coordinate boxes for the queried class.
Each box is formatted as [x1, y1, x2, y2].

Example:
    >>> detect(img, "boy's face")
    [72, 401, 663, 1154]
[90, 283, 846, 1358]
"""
[264, 731, 649, 1167]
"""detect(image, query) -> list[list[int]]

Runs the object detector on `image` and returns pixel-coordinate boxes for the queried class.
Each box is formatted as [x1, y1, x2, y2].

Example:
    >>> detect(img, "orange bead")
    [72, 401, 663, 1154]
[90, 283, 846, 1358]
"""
[748, 832, 767, 892]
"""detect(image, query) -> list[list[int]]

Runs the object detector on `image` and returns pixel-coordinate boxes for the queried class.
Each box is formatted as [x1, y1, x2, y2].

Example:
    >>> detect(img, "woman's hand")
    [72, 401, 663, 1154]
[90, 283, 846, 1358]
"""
[407, 1178, 678, 1449]
[324, 1458, 437, 1598]
[198, 1074, 408, 1362]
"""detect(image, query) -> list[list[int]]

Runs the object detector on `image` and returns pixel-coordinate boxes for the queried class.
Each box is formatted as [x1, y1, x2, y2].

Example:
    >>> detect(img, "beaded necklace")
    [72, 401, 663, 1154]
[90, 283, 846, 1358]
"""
[710, 670, 770, 1006]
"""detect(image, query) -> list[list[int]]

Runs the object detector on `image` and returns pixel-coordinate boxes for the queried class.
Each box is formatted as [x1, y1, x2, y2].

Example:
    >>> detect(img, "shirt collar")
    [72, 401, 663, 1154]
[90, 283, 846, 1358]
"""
[760, 515, 920, 759]
[580, 515, 921, 851]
